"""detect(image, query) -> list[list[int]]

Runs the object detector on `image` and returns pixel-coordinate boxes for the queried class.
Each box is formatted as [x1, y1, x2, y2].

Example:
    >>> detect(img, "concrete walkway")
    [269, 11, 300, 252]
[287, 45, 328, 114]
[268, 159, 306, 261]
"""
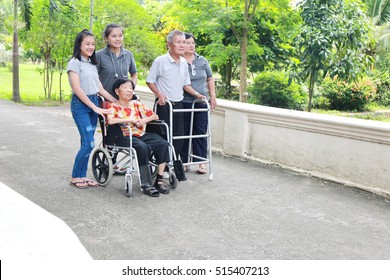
[1, 99, 390, 260]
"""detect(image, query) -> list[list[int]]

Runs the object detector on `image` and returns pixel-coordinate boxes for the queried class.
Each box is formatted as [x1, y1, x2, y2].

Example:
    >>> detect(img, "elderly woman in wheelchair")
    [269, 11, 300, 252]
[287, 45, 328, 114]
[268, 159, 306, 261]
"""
[105, 78, 170, 197]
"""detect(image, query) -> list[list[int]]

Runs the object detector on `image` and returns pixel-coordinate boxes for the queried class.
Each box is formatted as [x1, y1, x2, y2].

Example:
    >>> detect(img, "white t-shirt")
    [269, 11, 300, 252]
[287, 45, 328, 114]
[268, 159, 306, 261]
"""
[146, 52, 191, 102]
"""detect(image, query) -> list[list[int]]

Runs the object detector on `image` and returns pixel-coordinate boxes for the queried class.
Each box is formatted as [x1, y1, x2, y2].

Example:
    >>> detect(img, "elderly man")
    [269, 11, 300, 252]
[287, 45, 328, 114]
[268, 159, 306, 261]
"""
[146, 30, 203, 159]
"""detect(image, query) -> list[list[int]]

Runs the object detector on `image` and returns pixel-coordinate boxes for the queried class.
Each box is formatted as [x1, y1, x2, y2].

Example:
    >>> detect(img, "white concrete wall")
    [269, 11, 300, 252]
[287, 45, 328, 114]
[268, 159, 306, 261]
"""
[136, 86, 390, 197]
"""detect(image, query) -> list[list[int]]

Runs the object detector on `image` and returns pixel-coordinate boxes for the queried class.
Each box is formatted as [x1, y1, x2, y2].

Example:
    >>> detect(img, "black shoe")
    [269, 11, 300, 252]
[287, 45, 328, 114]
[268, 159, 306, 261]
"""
[141, 185, 160, 197]
[154, 178, 170, 194]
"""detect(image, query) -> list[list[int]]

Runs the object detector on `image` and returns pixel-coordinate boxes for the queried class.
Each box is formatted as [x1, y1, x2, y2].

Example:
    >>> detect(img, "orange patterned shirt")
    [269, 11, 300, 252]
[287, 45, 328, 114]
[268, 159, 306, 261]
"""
[107, 101, 154, 137]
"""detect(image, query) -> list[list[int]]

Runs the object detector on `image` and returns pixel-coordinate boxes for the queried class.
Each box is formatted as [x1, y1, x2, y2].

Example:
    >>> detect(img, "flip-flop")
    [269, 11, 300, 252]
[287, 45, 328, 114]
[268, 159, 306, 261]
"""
[197, 166, 207, 174]
[83, 179, 99, 187]
[69, 181, 88, 189]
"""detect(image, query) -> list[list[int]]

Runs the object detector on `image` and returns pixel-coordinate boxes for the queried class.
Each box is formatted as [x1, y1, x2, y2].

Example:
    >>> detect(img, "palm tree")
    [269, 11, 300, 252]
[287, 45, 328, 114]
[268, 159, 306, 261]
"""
[364, 0, 390, 49]
[12, 0, 32, 102]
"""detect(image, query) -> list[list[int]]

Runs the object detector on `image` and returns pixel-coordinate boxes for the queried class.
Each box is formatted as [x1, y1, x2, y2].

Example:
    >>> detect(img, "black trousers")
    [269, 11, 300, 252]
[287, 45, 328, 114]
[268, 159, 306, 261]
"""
[106, 125, 170, 166]
[155, 101, 184, 158]
[106, 125, 170, 186]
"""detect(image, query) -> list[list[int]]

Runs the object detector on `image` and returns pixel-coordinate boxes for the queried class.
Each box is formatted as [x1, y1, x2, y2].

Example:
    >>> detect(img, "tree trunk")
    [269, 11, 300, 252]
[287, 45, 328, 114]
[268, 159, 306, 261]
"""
[239, 27, 248, 103]
[218, 60, 233, 99]
[43, 58, 48, 99]
[238, 0, 258, 103]
[43, 54, 54, 100]
[307, 72, 315, 112]
[59, 72, 63, 103]
[12, 0, 21, 103]
[225, 61, 232, 95]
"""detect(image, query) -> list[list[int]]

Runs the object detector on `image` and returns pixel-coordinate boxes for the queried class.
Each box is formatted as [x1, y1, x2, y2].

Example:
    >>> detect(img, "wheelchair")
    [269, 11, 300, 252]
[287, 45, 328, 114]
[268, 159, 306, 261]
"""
[90, 98, 180, 197]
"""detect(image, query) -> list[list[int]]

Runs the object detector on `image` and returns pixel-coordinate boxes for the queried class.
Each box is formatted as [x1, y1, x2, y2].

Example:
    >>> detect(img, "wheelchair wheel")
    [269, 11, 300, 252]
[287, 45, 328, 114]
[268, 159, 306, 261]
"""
[169, 172, 178, 189]
[125, 174, 132, 197]
[91, 147, 113, 187]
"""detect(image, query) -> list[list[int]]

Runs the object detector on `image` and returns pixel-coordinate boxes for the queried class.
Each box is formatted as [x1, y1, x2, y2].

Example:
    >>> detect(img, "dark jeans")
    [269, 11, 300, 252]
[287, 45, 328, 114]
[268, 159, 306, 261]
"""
[181, 101, 208, 163]
[155, 101, 184, 158]
[70, 94, 98, 178]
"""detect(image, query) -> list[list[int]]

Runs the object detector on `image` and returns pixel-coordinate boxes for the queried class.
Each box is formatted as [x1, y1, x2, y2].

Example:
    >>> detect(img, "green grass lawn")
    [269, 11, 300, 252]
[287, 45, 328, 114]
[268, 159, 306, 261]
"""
[0, 63, 150, 106]
[0, 63, 73, 105]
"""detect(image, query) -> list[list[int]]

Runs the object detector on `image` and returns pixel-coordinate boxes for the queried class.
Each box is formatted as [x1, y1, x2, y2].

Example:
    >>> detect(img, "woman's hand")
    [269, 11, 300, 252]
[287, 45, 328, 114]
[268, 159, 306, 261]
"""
[210, 96, 217, 110]
[128, 118, 144, 128]
[93, 107, 111, 116]
[134, 119, 145, 128]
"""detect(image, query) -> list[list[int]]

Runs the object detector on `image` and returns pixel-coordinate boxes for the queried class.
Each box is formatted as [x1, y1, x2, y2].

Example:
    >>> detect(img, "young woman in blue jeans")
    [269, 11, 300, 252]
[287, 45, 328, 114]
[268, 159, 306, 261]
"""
[67, 29, 117, 189]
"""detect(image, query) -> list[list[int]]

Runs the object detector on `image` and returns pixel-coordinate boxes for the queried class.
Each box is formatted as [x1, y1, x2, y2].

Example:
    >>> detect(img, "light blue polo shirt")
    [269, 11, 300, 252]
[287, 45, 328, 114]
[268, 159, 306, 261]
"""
[66, 57, 100, 96]
[146, 52, 191, 102]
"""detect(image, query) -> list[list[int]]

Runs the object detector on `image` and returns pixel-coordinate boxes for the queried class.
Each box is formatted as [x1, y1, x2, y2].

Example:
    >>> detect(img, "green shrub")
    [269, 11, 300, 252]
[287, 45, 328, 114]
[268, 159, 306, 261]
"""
[248, 71, 307, 110]
[0, 43, 11, 68]
[321, 77, 376, 112]
[372, 71, 390, 106]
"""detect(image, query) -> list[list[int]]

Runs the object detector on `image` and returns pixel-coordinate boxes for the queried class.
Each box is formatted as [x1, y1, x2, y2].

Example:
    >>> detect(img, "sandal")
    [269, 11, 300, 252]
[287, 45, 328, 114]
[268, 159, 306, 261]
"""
[69, 181, 88, 189]
[197, 165, 207, 174]
[83, 179, 99, 187]
[154, 178, 170, 194]
[141, 185, 160, 197]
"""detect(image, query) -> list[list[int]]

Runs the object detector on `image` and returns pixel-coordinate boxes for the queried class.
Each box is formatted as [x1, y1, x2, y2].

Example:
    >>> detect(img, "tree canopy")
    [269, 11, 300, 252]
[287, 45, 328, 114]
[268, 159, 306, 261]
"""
[0, 0, 388, 108]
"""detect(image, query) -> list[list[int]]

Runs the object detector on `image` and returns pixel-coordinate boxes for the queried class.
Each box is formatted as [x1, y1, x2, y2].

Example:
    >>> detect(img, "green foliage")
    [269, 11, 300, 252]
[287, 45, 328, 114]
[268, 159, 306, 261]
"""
[0, 0, 12, 38]
[248, 71, 307, 110]
[248, 1, 302, 72]
[363, 0, 390, 25]
[22, 0, 82, 100]
[91, 0, 165, 71]
[371, 70, 390, 106]
[374, 49, 390, 71]
[320, 76, 376, 111]
[295, 0, 373, 111]
[165, 0, 300, 98]
[362, 0, 390, 42]
[0, 43, 12, 67]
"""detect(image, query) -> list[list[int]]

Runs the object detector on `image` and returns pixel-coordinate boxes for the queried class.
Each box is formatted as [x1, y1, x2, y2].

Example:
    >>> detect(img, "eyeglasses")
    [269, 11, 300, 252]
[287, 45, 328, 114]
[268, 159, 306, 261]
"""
[191, 64, 196, 76]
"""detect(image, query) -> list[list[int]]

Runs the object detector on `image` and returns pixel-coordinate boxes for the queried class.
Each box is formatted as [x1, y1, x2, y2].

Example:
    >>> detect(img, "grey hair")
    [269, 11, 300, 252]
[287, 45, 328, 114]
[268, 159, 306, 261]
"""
[166, 30, 185, 44]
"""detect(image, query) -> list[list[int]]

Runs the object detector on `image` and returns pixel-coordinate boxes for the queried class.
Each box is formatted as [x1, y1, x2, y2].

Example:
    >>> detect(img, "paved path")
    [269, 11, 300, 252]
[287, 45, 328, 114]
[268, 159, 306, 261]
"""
[1, 99, 390, 260]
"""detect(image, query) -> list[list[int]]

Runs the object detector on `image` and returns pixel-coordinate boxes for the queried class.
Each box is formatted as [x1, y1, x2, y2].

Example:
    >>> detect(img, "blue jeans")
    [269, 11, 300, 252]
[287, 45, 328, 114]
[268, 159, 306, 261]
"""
[70, 94, 98, 178]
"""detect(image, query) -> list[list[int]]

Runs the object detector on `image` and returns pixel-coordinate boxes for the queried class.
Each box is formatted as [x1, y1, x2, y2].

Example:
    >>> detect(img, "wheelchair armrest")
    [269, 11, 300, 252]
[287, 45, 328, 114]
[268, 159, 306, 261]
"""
[145, 120, 169, 140]
[148, 120, 165, 124]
